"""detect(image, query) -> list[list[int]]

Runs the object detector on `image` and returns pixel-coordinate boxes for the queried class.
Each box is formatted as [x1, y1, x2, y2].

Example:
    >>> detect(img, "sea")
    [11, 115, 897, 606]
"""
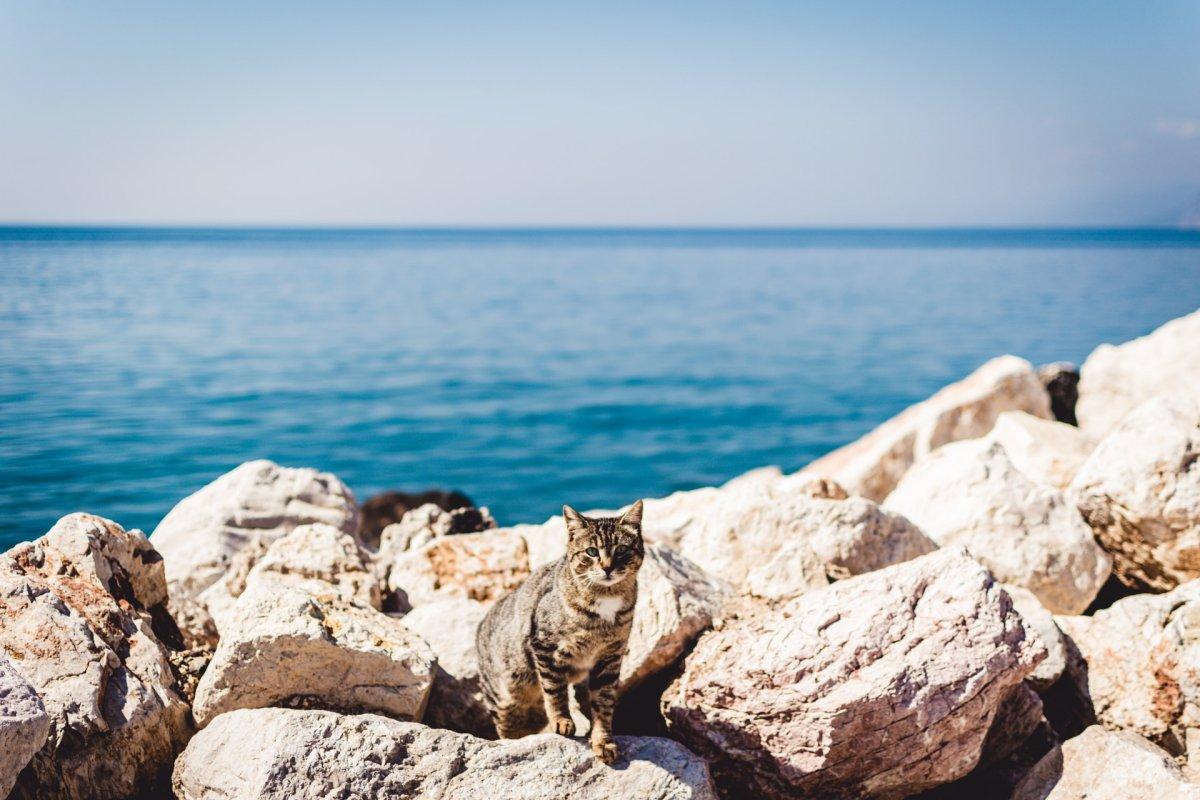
[2, 227, 1198, 549]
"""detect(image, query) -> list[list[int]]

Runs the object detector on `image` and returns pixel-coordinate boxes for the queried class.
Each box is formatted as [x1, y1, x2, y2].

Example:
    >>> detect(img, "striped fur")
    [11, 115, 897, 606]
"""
[475, 500, 644, 763]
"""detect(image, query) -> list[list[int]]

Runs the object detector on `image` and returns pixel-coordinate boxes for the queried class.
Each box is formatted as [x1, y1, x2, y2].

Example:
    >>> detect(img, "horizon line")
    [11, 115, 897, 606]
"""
[2, 222, 1199, 233]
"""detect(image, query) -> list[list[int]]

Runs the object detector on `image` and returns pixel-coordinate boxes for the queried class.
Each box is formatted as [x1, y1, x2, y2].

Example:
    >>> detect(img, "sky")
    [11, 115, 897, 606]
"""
[1, 1, 1198, 227]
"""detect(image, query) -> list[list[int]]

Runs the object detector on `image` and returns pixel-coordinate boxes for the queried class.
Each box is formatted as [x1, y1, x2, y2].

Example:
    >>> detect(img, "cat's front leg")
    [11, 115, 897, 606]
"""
[531, 645, 575, 736]
[587, 651, 624, 763]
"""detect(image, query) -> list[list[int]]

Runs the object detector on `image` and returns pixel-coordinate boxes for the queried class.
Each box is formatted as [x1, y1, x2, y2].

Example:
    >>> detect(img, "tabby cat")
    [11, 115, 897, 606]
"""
[475, 500, 644, 763]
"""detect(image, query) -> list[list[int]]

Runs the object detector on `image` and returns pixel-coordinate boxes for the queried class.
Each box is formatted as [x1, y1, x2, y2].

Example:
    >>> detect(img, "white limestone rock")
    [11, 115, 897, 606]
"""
[803, 355, 1052, 501]
[1002, 583, 1068, 691]
[1069, 396, 1200, 591]
[0, 514, 191, 800]
[384, 529, 531, 611]
[1054, 580, 1200, 764]
[399, 597, 493, 737]
[173, 707, 719, 800]
[1076, 309, 1200, 438]
[191, 581, 436, 727]
[201, 522, 379, 634]
[150, 460, 360, 638]
[885, 439, 1110, 614]
[0, 657, 50, 799]
[1013, 726, 1200, 800]
[985, 410, 1096, 489]
[662, 548, 1046, 799]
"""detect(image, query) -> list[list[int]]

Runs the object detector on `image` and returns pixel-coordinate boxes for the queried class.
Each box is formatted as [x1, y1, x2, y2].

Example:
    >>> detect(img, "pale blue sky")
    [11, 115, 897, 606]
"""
[1, 1, 1198, 226]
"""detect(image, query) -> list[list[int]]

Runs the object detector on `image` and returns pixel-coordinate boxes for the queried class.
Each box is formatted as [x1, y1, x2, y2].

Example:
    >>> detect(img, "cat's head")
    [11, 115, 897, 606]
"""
[562, 500, 644, 588]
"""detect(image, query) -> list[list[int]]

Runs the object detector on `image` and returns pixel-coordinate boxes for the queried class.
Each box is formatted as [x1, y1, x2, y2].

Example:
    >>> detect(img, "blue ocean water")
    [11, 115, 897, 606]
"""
[1, 227, 1198, 549]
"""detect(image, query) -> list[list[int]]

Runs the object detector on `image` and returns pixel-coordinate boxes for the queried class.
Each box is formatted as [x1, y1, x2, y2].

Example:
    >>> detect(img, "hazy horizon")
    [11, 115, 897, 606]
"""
[2, 1, 1198, 227]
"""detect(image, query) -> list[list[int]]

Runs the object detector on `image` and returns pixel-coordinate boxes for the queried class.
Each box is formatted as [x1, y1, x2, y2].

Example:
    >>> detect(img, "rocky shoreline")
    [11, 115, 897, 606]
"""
[2, 308, 1198, 799]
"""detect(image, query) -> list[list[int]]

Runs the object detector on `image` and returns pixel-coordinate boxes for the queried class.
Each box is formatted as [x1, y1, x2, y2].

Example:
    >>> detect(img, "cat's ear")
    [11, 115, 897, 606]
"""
[619, 499, 644, 534]
[563, 505, 588, 539]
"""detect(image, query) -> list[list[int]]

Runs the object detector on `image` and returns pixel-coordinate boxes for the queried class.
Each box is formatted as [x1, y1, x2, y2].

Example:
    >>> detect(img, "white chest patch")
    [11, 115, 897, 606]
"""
[592, 595, 625, 623]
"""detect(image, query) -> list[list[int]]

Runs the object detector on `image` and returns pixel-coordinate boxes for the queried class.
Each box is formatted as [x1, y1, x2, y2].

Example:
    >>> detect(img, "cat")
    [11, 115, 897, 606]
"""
[475, 500, 644, 764]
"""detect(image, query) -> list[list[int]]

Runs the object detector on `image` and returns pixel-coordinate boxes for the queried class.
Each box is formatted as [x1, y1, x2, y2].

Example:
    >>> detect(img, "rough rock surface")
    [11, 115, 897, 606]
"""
[151, 460, 360, 636]
[201, 523, 379, 634]
[1003, 584, 1068, 691]
[662, 548, 1046, 799]
[383, 529, 530, 611]
[1054, 579, 1200, 764]
[1069, 396, 1200, 591]
[986, 411, 1095, 490]
[1012, 726, 1200, 800]
[1038, 362, 1081, 426]
[623, 545, 728, 688]
[0, 657, 50, 798]
[174, 707, 719, 800]
[1076, 309, 1200, 438]
[192, 581, 436, 727]
[803, 355, 1052, 501]
[886, 439, 1110, 614]
[638, 474, 933, 600]
[0, 514, 191, 800]
[399, 597, 493, 737]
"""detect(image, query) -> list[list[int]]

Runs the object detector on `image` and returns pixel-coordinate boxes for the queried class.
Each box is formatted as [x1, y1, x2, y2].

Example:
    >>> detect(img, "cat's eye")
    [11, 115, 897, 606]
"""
[614, 545, 628, 555]
[585, 547, 599, 557]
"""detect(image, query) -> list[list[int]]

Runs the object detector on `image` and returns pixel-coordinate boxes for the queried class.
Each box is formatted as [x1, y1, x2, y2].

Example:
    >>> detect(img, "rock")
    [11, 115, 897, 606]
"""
[986, 411, 1095, 490]
[374, 504, 498, 589]
[885, 439, 1110, 614]
[399, 597, 493, 737]
[191, 581, 436, 727]
[1003, 584, 1068, 691]
[173, 707, 719, 800]
[1012, 726, 1200, 800]
[383, 529, 531, 611]
[803, 355, 1052, 501]
[918, 716, 1059, 800]
[150, 460, 360, 639]
[359, 489, 477, 548]
[1038, 362, 1081, 426]
[0, 514, 191, 800]
[0, 657, 50, 799]
[201, 523, 379, 634]
[662, 548, 1046, 799]
[1076, 309, 1200, 438]
[1069, 396, 1200, 591]
[1053, 580, 1200, 763]
[799, 495, 937, 581]
[623, 545, 729, 689]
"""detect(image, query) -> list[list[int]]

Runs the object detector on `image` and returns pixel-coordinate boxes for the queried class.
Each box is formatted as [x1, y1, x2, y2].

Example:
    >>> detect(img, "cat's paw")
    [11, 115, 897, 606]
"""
[552, 718, 576, 737]
[592, 738, 619, 764]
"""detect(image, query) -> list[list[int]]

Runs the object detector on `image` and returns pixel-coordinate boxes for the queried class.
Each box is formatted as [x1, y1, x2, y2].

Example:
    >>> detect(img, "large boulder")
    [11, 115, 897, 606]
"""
[150, 460, 359, 631]
[640, 473, 934, 600]
[885, 439, 1110, 614]
[173, 707, 719, 800]
[200, 523, 379, 634]
[399, 598, 493, 736]
[1054, 579, 1200, 765]
[623, 544, 729, 688]
[382, 529, 531, 611]
[0, 514, 191, 800]
[985, 411, 1095, 490]
[803, 355, 1052, 501]
[0, 657, 50, 798]
[1076, 309, 1200, 438]
[1012, 726, 1200, 800]
[1069, 396, 1200, 591]
[662, 548, 1046, 799]
[192, 581, 436, 727]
